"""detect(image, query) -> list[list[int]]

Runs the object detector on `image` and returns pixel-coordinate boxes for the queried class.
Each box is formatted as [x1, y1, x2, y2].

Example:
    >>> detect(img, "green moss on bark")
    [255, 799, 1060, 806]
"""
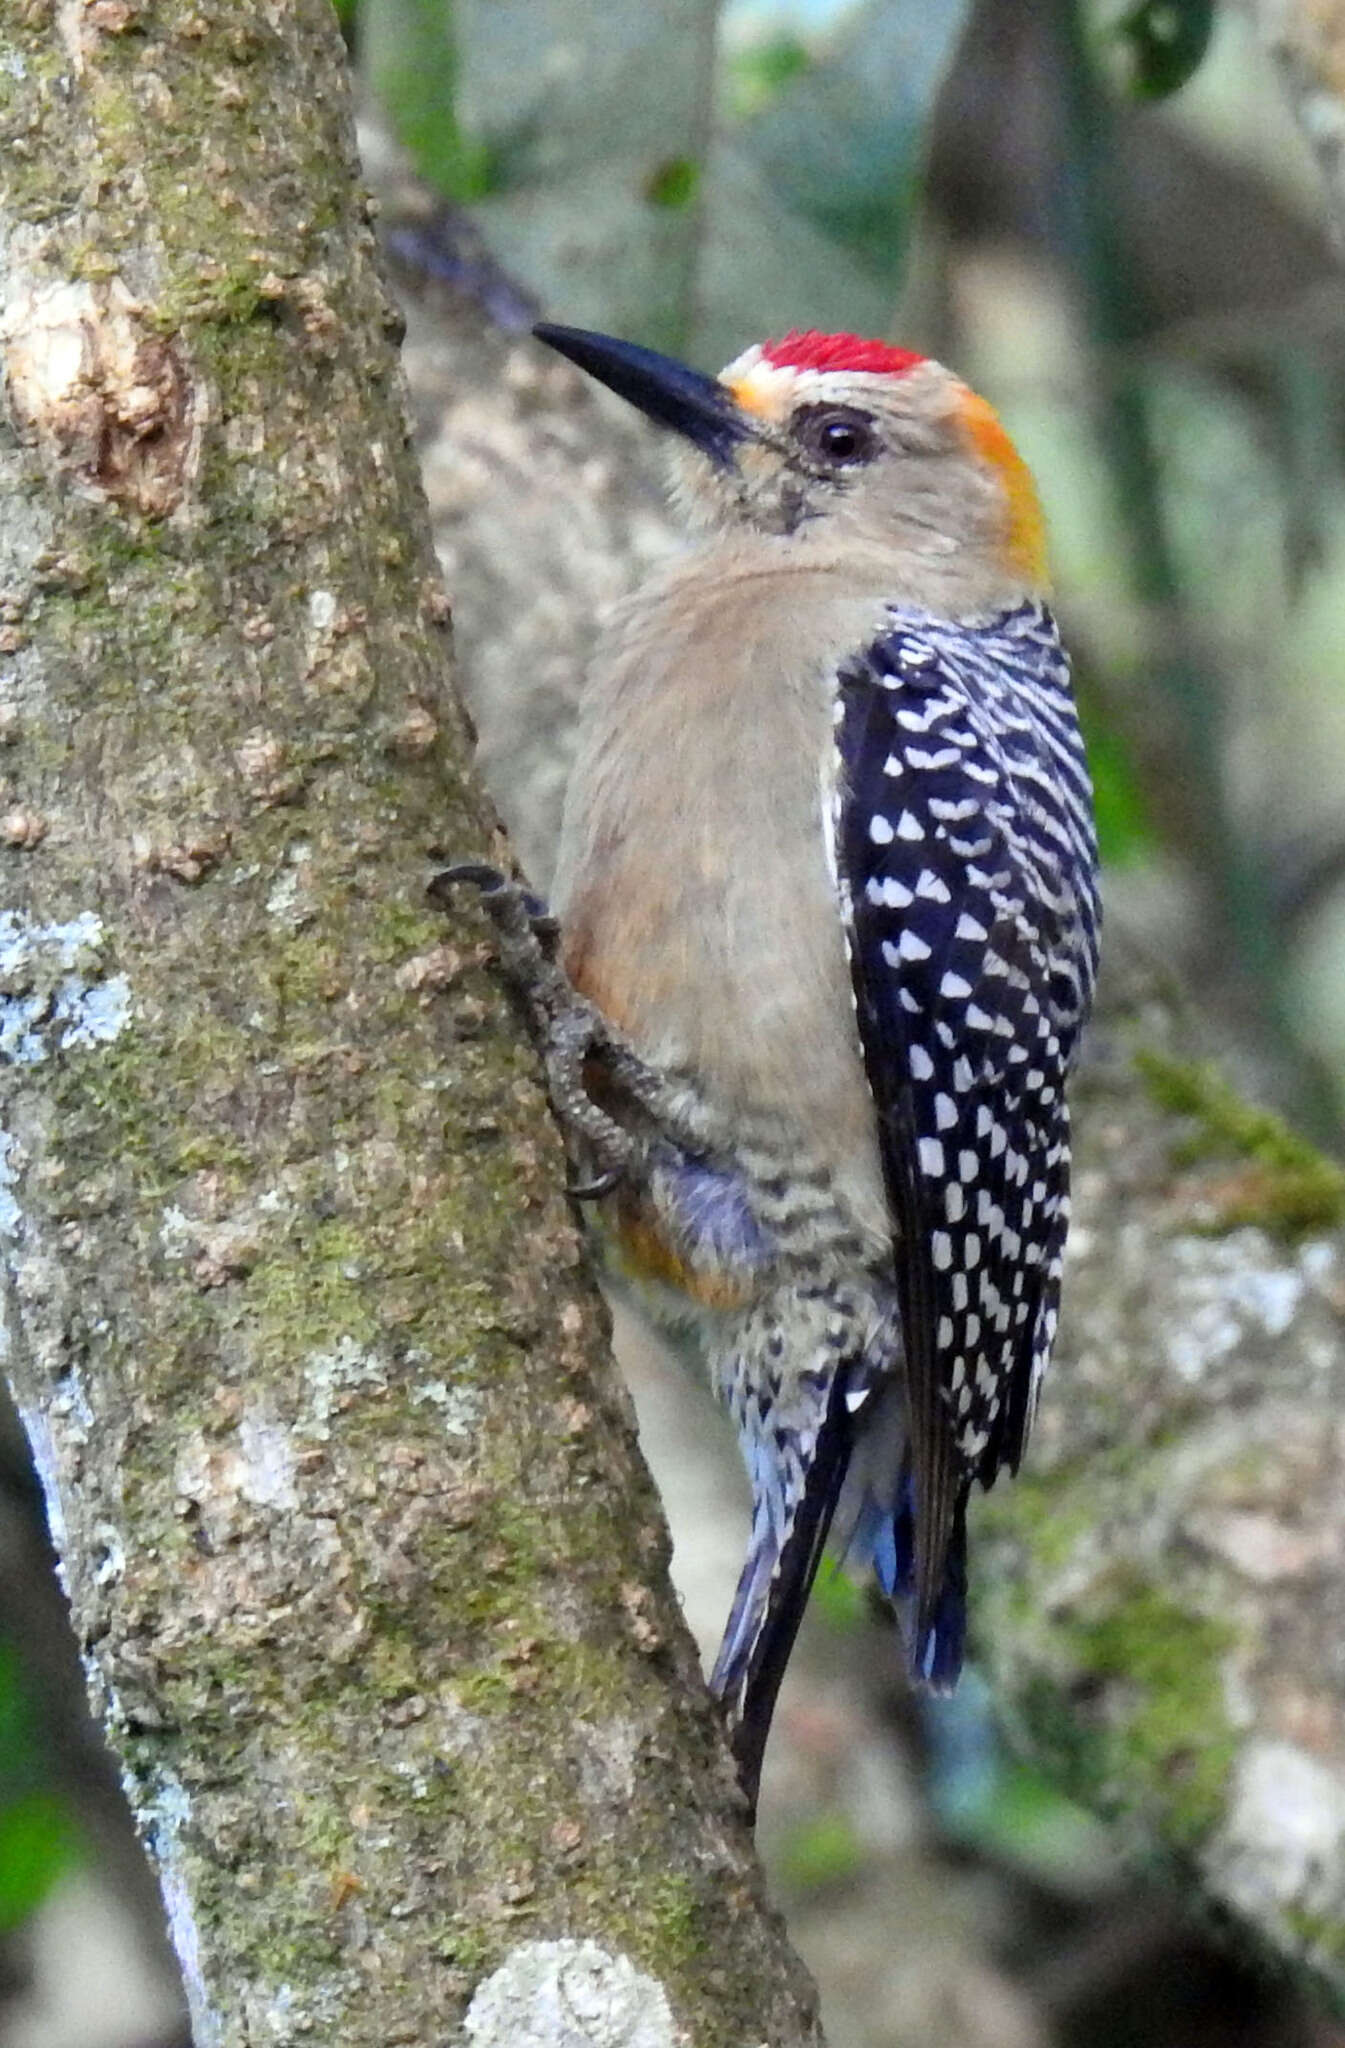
[1136, 1049, 1345, 1235]
[976, 1448, 1242, 1858]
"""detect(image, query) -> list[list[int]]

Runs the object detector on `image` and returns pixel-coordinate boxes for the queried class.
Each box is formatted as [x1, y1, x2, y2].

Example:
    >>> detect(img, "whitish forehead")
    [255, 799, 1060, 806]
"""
[717, 343, 929, 421]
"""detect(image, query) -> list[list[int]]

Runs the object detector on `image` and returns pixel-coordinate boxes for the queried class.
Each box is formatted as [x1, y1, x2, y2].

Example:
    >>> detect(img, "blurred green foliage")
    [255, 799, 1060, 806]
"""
[721, 33, 811, 121]
[362, 0, 492, 201]
[1076, 708, 1153, 868]
[935, 1735, 1117, 1886]
[645, 158, 702, 212]
[810, 1558, 869, 1632]
[949, 1754, 1112, 1877]
[0, 1791, 72, 1936]
[776, 1806, 865, 1891]
[1112, 0, 1215, 99]
[0, 1644, 75, 1934]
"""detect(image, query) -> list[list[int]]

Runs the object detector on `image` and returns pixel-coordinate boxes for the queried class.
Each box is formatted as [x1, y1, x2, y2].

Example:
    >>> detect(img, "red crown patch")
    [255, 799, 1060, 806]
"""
[760, 330, 926, 377]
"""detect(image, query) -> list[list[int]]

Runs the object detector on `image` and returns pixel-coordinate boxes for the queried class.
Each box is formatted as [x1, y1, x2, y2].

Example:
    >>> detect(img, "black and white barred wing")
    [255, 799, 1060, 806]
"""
[831, 604, 1100, 1525]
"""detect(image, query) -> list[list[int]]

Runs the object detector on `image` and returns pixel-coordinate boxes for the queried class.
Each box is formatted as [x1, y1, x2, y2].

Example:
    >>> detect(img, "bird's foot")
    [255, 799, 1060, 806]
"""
[431, 862, 707, 1193]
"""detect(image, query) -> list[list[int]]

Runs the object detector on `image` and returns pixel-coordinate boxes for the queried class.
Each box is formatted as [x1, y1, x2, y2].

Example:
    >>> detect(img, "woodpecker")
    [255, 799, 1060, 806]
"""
[442, 325, 1100, 1811]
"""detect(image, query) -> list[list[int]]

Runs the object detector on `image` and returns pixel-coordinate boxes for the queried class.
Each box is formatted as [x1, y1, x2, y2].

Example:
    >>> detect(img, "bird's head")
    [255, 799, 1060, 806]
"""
[535, 323, 1047, 592]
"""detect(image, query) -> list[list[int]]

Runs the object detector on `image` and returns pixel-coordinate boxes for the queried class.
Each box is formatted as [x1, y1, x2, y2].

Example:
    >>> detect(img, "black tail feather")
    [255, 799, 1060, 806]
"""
[909, 1485, 968, 1690]
[714, 1371, 855, 1818]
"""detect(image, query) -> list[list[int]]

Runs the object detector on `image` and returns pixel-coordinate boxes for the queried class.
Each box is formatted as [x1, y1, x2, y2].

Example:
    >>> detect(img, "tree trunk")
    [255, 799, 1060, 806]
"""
[0, 7, 824, 2044]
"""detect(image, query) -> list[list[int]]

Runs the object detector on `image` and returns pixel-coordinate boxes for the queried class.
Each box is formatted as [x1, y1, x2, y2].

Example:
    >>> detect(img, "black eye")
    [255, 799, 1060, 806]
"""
[793, 404, 880, 469]
[820, 420, 863, 459]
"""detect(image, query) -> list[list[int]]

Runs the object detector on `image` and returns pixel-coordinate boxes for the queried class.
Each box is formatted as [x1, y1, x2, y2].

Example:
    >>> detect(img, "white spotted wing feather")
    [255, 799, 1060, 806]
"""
[832, 604, 1100, 1494]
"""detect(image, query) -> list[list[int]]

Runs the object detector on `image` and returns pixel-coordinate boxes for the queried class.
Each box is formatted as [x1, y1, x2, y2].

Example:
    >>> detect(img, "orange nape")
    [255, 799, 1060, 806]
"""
[954, 388, 1050, 590]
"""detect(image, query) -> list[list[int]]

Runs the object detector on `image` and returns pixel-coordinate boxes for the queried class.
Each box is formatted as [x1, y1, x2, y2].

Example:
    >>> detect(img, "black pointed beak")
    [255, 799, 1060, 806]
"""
[533, 324, 755, 467]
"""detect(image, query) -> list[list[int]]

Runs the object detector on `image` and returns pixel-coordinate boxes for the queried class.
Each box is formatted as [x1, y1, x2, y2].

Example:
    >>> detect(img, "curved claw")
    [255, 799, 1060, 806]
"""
[565, 1165, 626, 1202]
[427, 861, 508, 906]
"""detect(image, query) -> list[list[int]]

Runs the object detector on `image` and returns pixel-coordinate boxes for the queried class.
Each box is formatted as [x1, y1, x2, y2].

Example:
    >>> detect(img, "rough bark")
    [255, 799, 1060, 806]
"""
[978, 1021, 1345, 2004]
[0, 7, 825, 2046]
[380, 169, 1345, 2012]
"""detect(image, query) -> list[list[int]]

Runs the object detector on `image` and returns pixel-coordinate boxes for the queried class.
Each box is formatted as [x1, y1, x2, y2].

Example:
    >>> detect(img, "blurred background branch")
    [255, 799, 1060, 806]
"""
[1247, 0, 1345, 247]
